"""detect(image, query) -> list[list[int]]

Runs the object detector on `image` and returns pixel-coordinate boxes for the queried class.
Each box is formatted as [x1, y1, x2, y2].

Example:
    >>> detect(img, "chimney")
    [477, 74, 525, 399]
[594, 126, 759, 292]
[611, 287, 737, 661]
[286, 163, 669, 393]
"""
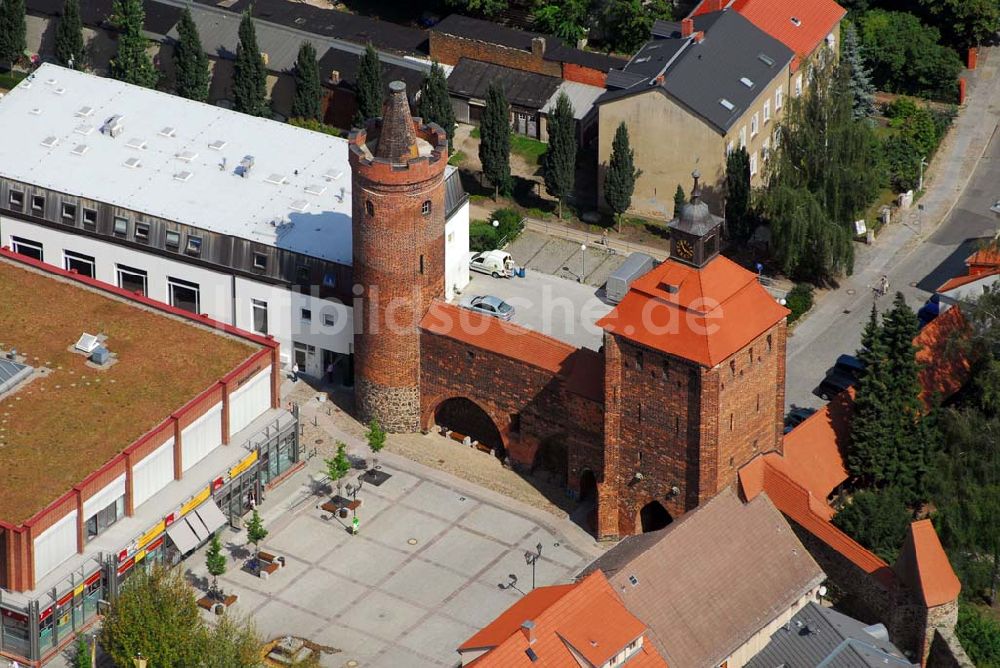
[531, 36, 546, 58]
[681, 18, 694, 37]
[521, 620, 536, 644]
[703, 0, 724, 11]
[374, 80, 419, 163]
[694, 31, 705, 43]
[328, 70, 341, 86]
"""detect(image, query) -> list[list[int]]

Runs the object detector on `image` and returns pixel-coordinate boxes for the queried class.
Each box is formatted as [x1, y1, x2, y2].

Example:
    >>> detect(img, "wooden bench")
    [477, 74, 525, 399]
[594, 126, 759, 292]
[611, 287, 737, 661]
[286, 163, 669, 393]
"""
[197, 594, 237, 614]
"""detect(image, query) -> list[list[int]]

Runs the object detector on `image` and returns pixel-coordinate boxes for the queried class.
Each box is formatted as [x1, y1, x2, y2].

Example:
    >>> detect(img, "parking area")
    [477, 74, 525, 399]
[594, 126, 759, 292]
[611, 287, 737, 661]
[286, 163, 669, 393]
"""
[508, 230, 628, 288]
[181, 455, 598, 668]
[454, 269, 615, 350]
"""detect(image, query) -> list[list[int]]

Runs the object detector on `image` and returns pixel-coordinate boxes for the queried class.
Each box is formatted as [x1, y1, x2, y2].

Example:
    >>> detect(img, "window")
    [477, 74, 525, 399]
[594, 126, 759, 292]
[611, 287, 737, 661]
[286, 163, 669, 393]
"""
[730, 360, 737, 377]
[662, 360, 669, 378]
[421, 200, 431, 215]
[8, 190, 24, 211]
[186, 235, 202, 256]
[12, 236, 43, 261]
[61, 202, 77, 222]
[750, 112, 759, 137]
[113, 216, 129, 237]
[794, 75, 802, 97]
[64, 250, 96, 278]
[775, 85, 783, 110]
[168, 276, 200, 313]
[134, 221, 149, 242]
[767, 334, 773, 351]
[420, 254, 425, 275]
[636, 351, 643, 370]
[117, 264, 147, 295]
[447, 232, 455, 244]
[704, 233, 718, 257]
[762, 137, 771, 162]
[31, 194, 45, 214]
[748, 347, 754, 365]
[322, 312, 336, 327]
[826, 32, 836, 50]
[301, 308, 312, 322]
[749, 151, 758, 177]
[763, 100, 771, 123]
[82, 207, 97, 227]
[85, 495, 125, 542]
[739, 126, 747, 149]
[730, 413, 735, 431]
[253, 252, 267, 270]
[726, 141, 734, 156]
[365, 200, 374, 217]
[296, 265, 310, 285]
[165, 230, 180, 249]
[251, 299, 268, 335]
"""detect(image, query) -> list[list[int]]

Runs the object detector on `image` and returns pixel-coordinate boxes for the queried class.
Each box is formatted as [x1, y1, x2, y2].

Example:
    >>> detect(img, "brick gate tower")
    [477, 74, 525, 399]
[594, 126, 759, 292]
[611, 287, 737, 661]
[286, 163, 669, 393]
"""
[349, 81, 449, 432]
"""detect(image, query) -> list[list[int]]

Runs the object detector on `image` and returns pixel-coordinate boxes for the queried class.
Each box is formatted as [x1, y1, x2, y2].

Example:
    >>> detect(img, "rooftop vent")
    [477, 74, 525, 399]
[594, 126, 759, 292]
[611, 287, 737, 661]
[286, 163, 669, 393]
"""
[75, 106, 94, 117]
[629, 575, 639, 586]
[290, 199, 309, 212]
[304, 184, 327, 196]
[177, 150, 198, 162]
[174, 170, 193, 182]
[45, 78, 57, 86]
[101, 114, 125, 138]
[159, 126, 176, 138]
[265, 173, 287, 185]
[239, 155, 255, 178]
[29, 107, 42, 115]
[758, 53, 775, 66]
[790, 16, 801, 26]
[719, 98, 735, 111]
[663, 281, 680, 294]
[740, 77, 754, 88]
[74, 333, 100, 354]
[323, 169, 342, 181]
[123, 156, 142, 169]
[41, 135, 59, 148]
[90, 346, 110, 366]
[208, 139, 227, 151]
[74, 123, 94, 136]
[53, 87, 66, 96]
[126, 137, 147, 150]
[71, 144, 89, 157]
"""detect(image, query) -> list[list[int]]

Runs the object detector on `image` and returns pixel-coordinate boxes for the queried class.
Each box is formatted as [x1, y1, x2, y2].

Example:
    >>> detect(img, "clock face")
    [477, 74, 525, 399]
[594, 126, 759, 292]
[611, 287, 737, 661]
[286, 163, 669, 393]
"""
[675, 239, 694, 260]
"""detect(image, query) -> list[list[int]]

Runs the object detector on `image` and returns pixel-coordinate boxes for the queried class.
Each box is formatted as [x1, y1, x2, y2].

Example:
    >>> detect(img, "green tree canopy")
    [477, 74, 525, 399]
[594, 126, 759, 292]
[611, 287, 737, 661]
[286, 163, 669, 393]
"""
[532, 0, 591, 43]
[353, 43, 383, 128]
[416, 62, 456, 147]
[599, 0, 671, 54]
[0, 0, 26, 68]
[173, 6, 210, 102]
[445, 0, 508, 18]
[108, 0, 157, 87]
[245, 509, 268, 561]
[326, 441, 352, 496]
[54, 0, 84, 70]
[840, 21, 875, 120]
[205, 533, 227, 598]
[832, 487, 912, 562]
[291, 41, 322, 121]
[478, 82, 513, 199]
[724, 147, 752, 242]
[201, 613, 264, 668]
[673, 184, 686, 219]
[603, 122, 640, 232]
[917, 0, 1000, 50]
[232, 10, 268, 116]
[73, 636, 91, 668]
[541, 91, 576, 219]
[759, 184, 852, 280]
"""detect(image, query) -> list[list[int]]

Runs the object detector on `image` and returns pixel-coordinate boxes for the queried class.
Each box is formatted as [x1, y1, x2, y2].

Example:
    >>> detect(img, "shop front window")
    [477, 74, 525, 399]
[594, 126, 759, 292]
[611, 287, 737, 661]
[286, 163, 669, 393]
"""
[38, 611, 54, 649]
[86, 495, 125, 542]
[83, 577, 103, 620]
[1, 608, 31, 658]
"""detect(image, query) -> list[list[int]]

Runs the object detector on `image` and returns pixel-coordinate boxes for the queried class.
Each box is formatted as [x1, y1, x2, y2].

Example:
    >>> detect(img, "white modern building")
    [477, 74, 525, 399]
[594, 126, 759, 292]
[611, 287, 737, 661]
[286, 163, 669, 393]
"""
[0, 64, 471, 379]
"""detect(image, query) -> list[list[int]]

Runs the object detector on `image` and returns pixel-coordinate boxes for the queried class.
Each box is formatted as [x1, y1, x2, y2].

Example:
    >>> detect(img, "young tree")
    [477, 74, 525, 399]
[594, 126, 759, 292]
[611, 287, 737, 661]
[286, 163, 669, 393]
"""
[366, 419, 386, 470]
[353, 43, 383, 128]
[54, 0, 84, 70]
[840, 21, 875, 120]
[833, 487, 911, 562]
[205, 533, 227, 600]
[291, 41, 322, 121]
[725, 147, 752, 242]
[73, 636, 91, 668]
[673, 184, 686, 219]
[604, 122, 640, 233]
[416, 61, 456, 148]
[173, 6, 209, 102]
[478, 82, 513, 199]
[201, 613, 264, 668]
[542, 92, 576, 219]
[100, 566, 204, 668]
[232, 10, 267, 116]
[326, 440, 352, 498]
[108, 0, 158, 88]
[244, 509, 268, 565]
[0, 0, 26, 69]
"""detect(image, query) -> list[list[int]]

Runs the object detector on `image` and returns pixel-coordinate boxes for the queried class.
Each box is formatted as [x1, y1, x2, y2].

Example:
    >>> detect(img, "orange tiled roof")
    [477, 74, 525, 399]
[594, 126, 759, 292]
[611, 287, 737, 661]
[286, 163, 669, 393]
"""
[596, 256, 788, 367]
[936, 270, 1000, 293]
[966, 248, 1000, 273]
[726, 0, 846, 63]
[421, 301, 578, 375]
[915, 307, 973, 405]
[896, 520, 961, 607]
[459, 571, 668, 667]
[776, 392, 852, 505]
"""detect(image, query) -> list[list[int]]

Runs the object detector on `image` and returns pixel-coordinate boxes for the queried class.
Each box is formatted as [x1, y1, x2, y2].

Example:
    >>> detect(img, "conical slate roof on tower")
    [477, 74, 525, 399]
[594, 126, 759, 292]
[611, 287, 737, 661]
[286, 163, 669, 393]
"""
[375, 81, 420, 162]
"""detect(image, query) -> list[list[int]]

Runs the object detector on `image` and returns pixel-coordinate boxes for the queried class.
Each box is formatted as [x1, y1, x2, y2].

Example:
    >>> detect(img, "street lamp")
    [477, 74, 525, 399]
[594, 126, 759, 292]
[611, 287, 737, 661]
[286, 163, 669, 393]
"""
[580, 245, 587, 283]
[133, 652, 147, 668]
[524, 542, 543, 590]
[918, 156, 928, 192]
[345, 475, 365, 517]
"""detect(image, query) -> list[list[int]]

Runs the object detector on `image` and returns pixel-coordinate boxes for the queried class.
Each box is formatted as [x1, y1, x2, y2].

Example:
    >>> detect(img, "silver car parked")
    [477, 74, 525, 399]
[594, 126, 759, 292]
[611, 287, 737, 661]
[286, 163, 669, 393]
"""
[460, 295, 515, 321]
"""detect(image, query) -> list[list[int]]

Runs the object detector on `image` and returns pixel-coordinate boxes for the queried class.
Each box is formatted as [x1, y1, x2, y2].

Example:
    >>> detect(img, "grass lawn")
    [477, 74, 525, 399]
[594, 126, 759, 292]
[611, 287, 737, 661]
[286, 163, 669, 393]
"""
[0, 70, 27, 92]
[0, 260, 258, 524]
[511, 135, 547, 166]
[448, 150, 466, 166]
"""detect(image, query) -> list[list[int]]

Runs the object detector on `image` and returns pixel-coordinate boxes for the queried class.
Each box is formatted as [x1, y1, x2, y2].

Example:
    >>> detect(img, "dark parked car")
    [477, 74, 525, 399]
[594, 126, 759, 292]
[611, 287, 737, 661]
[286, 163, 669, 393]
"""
[784, 407, 818, 434]
[833, 354, 865, 379]
[817, 371, 856, 401]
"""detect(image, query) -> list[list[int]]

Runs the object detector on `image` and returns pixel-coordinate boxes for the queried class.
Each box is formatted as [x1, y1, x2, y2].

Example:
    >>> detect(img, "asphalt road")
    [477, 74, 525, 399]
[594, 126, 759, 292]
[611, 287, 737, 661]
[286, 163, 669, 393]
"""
[784, 126, 1000, 411]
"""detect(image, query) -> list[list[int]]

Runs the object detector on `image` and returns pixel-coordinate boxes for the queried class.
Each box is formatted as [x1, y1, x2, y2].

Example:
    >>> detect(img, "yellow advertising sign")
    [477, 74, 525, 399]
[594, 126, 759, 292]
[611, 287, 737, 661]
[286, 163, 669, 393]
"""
[180, 486, 210, 517]
[229, 451, 258, 480]
[137, 520, 165, 550]
[73, 584, 84, 597]
[135, 549, 147, 563]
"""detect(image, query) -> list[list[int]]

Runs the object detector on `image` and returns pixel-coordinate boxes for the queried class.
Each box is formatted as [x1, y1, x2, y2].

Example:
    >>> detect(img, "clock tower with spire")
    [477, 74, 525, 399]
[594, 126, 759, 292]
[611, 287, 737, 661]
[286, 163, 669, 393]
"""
[668, 170, 723, 268]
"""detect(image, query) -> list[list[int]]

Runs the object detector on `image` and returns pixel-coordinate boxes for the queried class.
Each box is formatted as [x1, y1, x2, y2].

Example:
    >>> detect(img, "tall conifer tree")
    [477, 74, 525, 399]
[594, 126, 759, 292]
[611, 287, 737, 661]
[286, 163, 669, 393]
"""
[108, 0, 157, 87]
[841, 21, 876, 120]
[604, 122, 640, 233]
[725, 147, 752, 241]
[291, 41, 322, 120]
[232, 10, 268, 116]
[353, 43, 383, 127]
[0, 0, 26, 69]
[54, 0, 84, 70]
[542, 92, 576, 219]
[173, 6, 210, 102]
[416, 62, 456, 147]
[478, 82, 512, 199]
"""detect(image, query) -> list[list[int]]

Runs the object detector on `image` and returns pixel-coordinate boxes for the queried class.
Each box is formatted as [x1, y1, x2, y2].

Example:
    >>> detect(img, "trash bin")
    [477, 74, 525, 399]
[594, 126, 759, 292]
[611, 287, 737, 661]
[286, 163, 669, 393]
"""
[517, 267, 526, 278]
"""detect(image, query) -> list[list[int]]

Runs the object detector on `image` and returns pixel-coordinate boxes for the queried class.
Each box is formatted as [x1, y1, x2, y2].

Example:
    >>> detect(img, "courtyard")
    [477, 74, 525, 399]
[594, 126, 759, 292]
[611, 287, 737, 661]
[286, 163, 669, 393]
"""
[181, 418, 601, 668]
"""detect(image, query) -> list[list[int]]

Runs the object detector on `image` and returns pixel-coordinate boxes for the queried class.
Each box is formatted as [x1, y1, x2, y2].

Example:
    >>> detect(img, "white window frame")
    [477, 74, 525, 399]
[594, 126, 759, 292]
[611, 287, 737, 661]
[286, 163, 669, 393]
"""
[750, 151, 759, 177]
[726, 141, 735, 155]
[64, 250, 96, 277]
[168, 276, 201, 313]
[739, 126, 747, 149]
[763, 100, 771, 123]
[762, 137, 771, 162]
[82, 207, 98, 227]
[61, 202, 77, 222]
[8, 189, 24, 210]
[751, 112, 759, 137]
[775, 85, 783, 110]
[116, 264, 147, 295]
[113, 216, 129, 237]
[794, 75, 802, 97]
[11, 236, 43, 261]
[301, 308, 312, 322]
[322, 312, 336, 327]
[251, 298, 268, 335]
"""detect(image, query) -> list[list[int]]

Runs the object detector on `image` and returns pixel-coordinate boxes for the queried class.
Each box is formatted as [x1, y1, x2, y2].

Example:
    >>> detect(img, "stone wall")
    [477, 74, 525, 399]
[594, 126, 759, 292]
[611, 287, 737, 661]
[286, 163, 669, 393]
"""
[429, 31, 562, 78]
[928, 626, 976, 668]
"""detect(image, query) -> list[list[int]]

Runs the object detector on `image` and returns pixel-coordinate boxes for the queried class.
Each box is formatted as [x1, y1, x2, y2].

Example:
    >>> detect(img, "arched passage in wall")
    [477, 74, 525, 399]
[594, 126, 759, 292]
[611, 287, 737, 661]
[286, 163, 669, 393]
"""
[579, 470, 598, 502]
[637, 499, 673, 534]
[432, 397, 506, 460]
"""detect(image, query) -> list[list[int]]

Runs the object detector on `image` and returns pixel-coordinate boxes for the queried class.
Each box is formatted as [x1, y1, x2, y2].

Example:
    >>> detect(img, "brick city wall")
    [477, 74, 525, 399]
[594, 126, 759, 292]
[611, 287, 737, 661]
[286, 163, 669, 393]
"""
[928, 626, 976, 668]
[430, 31, 562, 78]
[561, 62, 607, 87]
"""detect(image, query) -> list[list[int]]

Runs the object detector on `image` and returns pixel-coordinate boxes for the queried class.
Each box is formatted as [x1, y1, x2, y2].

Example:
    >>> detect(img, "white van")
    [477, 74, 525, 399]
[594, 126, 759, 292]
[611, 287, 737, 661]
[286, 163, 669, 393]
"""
[469, 250, 515, 278]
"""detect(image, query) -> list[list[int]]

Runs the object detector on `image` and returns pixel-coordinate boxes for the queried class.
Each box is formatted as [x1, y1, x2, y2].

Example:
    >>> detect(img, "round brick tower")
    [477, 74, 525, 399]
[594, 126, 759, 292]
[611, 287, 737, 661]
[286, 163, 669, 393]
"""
[349, 81, 448, 432]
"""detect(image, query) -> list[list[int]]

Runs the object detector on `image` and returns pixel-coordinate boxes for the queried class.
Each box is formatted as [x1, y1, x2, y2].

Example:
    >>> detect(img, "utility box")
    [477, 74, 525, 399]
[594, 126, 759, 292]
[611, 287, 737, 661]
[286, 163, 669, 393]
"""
[90, 346, 110, 365]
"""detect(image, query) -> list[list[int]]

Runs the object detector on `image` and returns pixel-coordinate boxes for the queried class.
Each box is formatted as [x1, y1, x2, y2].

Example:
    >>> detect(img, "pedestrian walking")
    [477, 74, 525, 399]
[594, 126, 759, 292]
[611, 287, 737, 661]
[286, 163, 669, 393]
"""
[351, 515, 360, 535]
[326, 362, 335, 384]
[880, 274, 889, 296]
[291, 363, 299, 382]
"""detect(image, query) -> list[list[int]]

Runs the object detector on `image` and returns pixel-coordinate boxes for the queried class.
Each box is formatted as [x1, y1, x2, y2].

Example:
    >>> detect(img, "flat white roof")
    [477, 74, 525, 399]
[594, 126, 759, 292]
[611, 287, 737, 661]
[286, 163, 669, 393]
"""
[0, 64, 354, 264]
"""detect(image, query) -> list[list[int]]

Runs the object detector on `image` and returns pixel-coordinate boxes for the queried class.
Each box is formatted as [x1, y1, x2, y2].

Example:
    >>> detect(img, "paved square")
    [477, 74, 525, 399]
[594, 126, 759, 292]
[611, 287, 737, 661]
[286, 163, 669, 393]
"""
[185, 457, 598, 666]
